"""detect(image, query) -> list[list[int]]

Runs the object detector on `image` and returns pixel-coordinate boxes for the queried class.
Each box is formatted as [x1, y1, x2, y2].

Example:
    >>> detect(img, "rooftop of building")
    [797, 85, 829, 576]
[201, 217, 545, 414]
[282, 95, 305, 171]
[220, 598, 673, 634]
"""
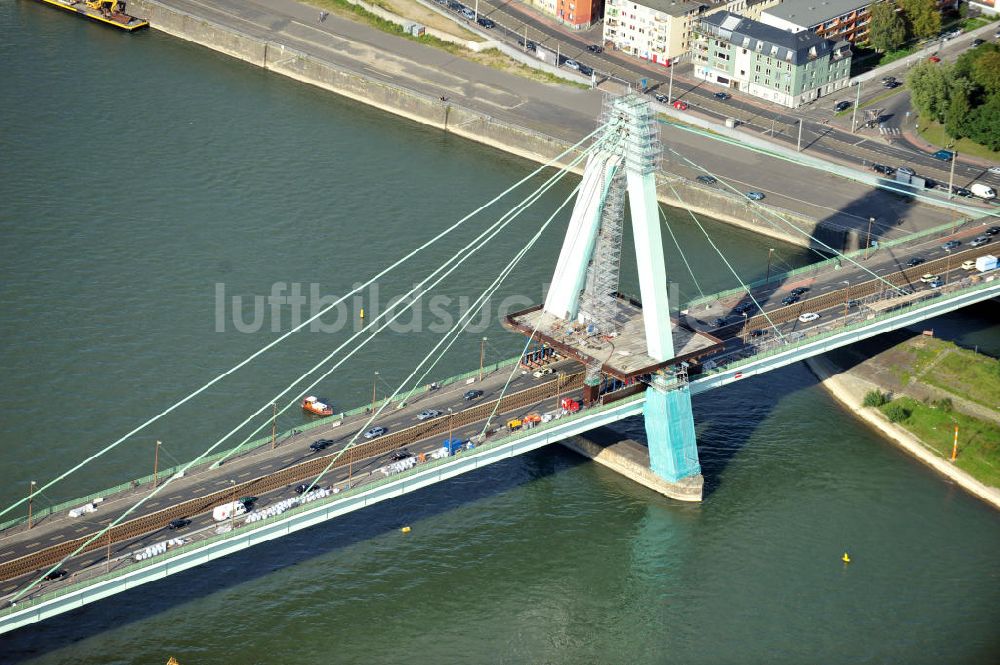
[626, 0, 706, 18]
[761, 0, 872, 28]
[699, 11, 833, 64]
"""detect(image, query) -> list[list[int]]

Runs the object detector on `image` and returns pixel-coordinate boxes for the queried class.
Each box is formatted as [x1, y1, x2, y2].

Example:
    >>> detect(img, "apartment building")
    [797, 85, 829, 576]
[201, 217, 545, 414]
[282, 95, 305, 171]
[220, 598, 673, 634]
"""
[602, 0, 780, 66]
[693, 11, 853, 108]
[759, 0, 874, 44]
[525, 0, 604, 28]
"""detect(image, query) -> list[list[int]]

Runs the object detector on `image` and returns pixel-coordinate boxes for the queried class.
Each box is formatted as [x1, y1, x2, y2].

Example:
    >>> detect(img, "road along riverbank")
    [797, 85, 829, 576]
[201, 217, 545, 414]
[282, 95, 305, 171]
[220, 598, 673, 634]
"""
[128, 0, 865, 250]
[805, 354, 1000, 510]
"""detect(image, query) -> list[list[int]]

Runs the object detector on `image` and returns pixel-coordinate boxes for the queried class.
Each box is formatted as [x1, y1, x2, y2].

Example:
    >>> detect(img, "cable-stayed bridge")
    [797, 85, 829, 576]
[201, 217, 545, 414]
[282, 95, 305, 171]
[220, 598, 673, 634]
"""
[0, 95, 997, 635]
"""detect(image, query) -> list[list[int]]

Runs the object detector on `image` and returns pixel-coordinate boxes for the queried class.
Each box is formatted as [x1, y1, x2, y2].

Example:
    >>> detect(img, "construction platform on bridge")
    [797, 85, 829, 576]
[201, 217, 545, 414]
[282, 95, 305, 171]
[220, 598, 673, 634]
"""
[505, 296, 724, 380]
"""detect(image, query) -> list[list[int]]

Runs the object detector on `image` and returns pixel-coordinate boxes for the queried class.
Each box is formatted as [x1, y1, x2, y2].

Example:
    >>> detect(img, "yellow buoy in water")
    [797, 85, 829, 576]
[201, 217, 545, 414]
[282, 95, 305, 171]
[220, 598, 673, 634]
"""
[401, 526, 411, 534]
[842, 552, 851, 563]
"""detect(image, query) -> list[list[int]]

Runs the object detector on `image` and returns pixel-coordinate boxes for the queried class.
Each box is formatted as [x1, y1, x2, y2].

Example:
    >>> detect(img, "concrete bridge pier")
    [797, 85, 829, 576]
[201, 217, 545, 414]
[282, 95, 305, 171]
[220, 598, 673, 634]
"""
[642, 376, 704, 501]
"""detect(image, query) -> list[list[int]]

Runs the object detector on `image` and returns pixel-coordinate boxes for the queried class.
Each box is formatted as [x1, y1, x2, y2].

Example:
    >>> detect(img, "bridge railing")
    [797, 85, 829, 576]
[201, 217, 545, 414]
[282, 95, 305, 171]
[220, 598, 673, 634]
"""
[698, 276, 999, 379]
[0, 357, 522, 534]
[680, 214, 985, 311]
[0, 391, 644, 619]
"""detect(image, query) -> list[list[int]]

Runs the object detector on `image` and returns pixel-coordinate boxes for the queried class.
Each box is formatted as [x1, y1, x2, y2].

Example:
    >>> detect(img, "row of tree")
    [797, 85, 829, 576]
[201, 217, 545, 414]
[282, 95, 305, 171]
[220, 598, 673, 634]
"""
[907, 43, 1000, 150]
[868, 0, 942, 53]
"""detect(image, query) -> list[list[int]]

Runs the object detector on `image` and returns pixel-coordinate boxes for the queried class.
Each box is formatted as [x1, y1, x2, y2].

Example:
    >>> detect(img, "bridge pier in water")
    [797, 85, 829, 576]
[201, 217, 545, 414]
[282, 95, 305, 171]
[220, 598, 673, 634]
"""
[642, 377, 704, 498]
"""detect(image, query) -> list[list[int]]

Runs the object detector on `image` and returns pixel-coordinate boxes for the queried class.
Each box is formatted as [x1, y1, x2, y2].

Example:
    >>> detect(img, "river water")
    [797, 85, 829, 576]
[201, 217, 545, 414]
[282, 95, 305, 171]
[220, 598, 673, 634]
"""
[1, 4, 998, 663]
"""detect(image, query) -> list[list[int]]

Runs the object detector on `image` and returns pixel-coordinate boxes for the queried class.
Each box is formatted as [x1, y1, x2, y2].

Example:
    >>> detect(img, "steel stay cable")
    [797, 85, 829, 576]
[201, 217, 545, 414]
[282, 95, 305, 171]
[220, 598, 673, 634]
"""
[299, 179, 586, 496]
[658, 202, 706, 299]
[0, 124, 606, 522]
[10, 137, 606, 601]
[661, 184, 788, 341]
[668, 147, 915, 296]
[207, 138, 601, 469]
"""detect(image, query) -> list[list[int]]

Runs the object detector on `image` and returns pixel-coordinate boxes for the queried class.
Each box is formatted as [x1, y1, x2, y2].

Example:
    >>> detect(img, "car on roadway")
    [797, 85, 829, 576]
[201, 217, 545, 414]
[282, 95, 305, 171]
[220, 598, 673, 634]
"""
[952, 186, 973, 197]
[476, 16, 494, 28]
[970, 236, 991, 247]
[579, 64, 594, 76]
[972, 38, 985, 47]
[364, 426, 388, 439]
[294, 483, 312, 494]
[797, 312, 820, 323]
[673, 100, 688, 110]
[563, 58, 581, 70]
[238, 496, 258, 507]
[781, 294, 800, 305]
[919, 273, 939, 283]
[532, 367, 554, 378]
[790, 287, 810, 296]
[43, 570, 69, 581]
[835, 100, 851, 112]
[928, 279, 944, 289]
[734, 302, 754, 314]
[309, 438, 335, 451]
[746, 191, 765, 201]
[872, 163, 895, 176]
[417, 409, 442, 421]
[961, 260, 977, 270]
[714, 317, 728, 327]
[518, 39, 536, 51]
[883, 80, 900, 89]
[654, 93, 668, 103]
[587, 44, 603, 53]
[989, 166, 1000, 175]
[464, 389, 484, 400]
[942, 240, 961, 250]
[932, 149, 954, 161]
[749, 329, 767, 337]
[906, 257, 925, 267]
[714, 91, 731, 100]
[696, 174, 717, 184]
[986, 226, 1000, 235]
[390, 449, 413, 461]
[460, 7, 476, 20]
[168, 518, 192, 530]
[928, 55, 941, 63]
[447, 0, 462, 9]
[898, 166, 916, 176]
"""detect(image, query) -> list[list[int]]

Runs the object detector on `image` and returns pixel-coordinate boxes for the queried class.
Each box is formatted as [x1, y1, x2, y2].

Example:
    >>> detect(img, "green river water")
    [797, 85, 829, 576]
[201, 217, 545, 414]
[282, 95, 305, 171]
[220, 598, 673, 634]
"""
[1, 3, 998, 663]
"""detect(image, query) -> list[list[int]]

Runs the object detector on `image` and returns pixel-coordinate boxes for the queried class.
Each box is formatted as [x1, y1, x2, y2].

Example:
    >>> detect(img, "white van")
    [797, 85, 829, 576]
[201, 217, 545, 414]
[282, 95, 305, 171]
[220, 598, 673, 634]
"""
[970, 183, 996, 199]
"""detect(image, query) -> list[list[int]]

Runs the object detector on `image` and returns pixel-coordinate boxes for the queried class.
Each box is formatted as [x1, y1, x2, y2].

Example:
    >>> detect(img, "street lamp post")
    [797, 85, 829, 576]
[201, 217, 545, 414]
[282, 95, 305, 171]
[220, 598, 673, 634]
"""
[229, 480, 237, 534]
[842, 280, 851, 323]
[850, 81, 862, 133]
[371, 370, 379, 412]
[479, 336, 487, 381]
[741, 312, 749, 343]
[448, 408, 454, 446]
[765, 248, 775, 285]
[944, 249, 952, 285]
[27, 481, 36, 529]
[797, 119, 803, 152]
[153, 440, 161, 488]
[947, 146, 957, 200]
[865, 216, 875, 260]
[667, 61, 675, 105]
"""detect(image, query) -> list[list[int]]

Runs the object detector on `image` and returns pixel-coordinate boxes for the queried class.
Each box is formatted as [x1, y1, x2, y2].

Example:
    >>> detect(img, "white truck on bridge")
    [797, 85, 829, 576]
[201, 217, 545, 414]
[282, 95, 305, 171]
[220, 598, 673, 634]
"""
[970, 183, 996, 199]
[975, 255, 998, 273]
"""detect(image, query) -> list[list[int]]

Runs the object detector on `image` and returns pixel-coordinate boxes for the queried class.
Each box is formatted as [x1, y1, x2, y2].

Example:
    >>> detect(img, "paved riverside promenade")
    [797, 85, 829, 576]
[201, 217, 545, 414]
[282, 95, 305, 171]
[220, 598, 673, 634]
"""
[131, 0, 965, 250]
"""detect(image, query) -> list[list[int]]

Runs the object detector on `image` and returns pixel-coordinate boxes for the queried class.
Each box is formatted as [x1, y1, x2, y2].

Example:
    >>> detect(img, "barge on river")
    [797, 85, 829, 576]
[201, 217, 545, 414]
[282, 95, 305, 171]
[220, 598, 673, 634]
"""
[33, 0, 149, 31]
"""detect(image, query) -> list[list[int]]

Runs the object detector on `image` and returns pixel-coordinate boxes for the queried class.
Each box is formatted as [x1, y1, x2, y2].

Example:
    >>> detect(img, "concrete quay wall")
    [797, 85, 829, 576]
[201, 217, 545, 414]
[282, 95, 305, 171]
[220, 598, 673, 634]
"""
[129, 0, 825, 249]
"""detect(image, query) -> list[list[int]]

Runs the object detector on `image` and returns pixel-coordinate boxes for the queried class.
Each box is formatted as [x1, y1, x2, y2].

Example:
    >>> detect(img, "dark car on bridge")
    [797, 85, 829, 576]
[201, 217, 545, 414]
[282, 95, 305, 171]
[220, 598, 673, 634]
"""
[476, 17, 494, 28]
[714, 91, 731, 100]
[364, 426, 388, 439]
[932, 150, 954, 161]
[168, 518, 192, 530]
[309, 438, 335, 451]
[872, 163, 895, 176]
[464, 389, 484, 400]
[587, 44, 603, 53]
[781, 295, 800, 305]
[835, 100, 851, 112]
[696, 174, 717, 184]
[906, 257, 925, 267]
[43, 570, 69, 581]
[942, 240, 961, 250]
[986, 226, 999, 236]
[790, 287, 810, 296]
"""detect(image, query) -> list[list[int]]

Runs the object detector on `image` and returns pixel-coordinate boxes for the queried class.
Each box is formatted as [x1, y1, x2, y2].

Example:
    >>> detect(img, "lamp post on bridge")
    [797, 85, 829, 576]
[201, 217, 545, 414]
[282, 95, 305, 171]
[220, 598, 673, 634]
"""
[371, 370, 379, 413]
[448, 407, 454, 447]
[765, 248, 775, 286]
[153, 440, 161, 488]
[944, 248, 952, 285]
[842, 280, 851, 325]
[27, 480, 36, 530]
[479, 336, 488, 381]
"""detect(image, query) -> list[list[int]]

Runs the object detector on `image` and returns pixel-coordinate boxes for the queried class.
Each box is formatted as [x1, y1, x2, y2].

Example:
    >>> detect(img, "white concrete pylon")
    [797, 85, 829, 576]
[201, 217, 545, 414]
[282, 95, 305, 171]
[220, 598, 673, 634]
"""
[542, 95, 673, 361]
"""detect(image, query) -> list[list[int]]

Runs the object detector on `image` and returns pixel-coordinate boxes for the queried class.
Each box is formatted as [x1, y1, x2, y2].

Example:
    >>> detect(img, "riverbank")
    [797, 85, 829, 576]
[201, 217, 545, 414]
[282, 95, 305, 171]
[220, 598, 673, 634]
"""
[805, 348, 1000, 510]
[126, 0, 885, 251]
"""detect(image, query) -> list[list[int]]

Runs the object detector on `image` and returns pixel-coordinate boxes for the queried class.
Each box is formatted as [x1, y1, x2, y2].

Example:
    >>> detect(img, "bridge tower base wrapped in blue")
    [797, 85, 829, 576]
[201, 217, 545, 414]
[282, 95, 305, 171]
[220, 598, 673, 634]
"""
[643, 375, 703, 491]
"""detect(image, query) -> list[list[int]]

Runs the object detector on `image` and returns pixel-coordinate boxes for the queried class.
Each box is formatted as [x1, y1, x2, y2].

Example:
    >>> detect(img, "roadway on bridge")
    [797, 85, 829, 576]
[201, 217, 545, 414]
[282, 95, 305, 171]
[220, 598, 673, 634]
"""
[0, 358, 586, 600]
